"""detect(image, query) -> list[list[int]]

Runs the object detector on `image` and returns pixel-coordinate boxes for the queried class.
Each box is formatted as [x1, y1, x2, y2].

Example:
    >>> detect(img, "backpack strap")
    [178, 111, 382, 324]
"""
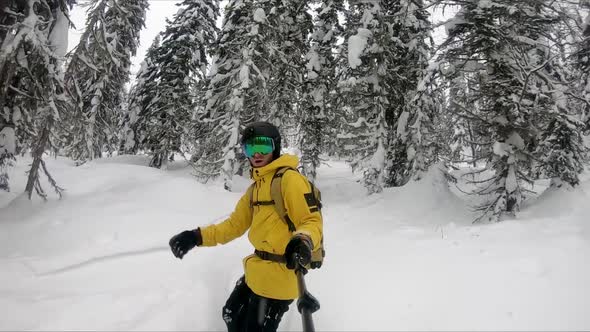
[246, 183, 255, 208]
[308, 181, 322, 212]
[248, 166, 299, 233]
[271, 166, 297, 232]
[254, 249, 286, 263]
[248, 182, 274, 207]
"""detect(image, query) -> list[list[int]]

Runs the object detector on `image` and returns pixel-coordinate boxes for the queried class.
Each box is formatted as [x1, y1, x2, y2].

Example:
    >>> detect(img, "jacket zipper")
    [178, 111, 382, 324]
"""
[255, 176, 266, 212]
[255, 180, 260, 211]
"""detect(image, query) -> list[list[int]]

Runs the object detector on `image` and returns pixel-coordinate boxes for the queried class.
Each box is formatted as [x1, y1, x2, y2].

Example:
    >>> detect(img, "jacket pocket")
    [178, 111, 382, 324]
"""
[242, 253, 256, 271]
[265, 212, 292, 254]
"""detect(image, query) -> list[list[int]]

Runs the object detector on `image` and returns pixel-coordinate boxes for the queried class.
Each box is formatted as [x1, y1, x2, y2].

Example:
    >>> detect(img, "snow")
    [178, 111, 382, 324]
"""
[49, 8, 69, 59]
[553, 86, 568, 110]
[506, 132, 525, 150]
[367, 137, 385, 171]
[0, 0, 38, 60]
[505, 164, 517, 192]
[397, 110, 410, 137]
[253, 8, 266, 23]
[11, 106, 22, 123]
[493, 141, 509, 157]
[322, 29, 333, 43]
[1, 156, 590, 330]
[306, 49, 321, 80]
[239, 62, 250, 88]
[0, 127, 16, 155]
[406, 145, 416, 160]
[249, 21, 259, 35]
[443, 16, 466, 36]
[348, 28, 371, 69]
[478, 0, 493, 9]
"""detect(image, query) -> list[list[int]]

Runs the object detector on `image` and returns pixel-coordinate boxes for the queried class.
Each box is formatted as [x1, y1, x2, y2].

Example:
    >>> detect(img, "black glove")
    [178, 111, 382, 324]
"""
[169, 228, 202, 259]
[284, 234, 313, 270]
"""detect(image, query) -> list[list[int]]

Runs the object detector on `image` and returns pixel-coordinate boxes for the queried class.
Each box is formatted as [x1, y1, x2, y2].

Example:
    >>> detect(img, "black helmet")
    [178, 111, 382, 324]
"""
[241, 121, 282, 159]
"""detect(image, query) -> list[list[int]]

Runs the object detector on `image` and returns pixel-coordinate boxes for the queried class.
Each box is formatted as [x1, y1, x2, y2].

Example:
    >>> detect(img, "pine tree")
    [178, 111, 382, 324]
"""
[401, 64, 447, 181]
[438, 0, 579, 221]
[532, 2, 587, 188]
[122, 36, 161, 155]
[0, 0, 27, 192]
[299, 0, 344, 181]
[338, 0, 435, 193]
[386, 0, 440, 183]
[337, 1, 391, 194]
[64, 0, 148, 162]
[534, 112, 586, 188]
[0, 120, 13, 191]
[445, 73, 488, 167]
[126, 0, 219, 168]
[265, 0, 312, 125]
[196, 0, 270, 190]
[0, 0, 74, 198]
[580, 6, 590, 130]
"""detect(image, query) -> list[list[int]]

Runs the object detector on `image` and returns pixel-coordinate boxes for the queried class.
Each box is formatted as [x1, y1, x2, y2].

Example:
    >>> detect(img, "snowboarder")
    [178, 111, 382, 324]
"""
[169, 121, 323, 332]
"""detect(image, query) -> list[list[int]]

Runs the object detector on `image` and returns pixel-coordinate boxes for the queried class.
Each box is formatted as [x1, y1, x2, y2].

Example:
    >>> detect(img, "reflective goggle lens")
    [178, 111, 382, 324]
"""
[243, 136, 274, 157]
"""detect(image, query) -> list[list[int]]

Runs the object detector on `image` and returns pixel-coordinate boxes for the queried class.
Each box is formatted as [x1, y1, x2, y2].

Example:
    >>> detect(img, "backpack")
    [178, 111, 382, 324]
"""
[247, 166, 325, 269]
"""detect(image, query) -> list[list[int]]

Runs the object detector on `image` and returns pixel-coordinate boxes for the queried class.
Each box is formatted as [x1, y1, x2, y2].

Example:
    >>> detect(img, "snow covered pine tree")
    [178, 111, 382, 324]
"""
[0, 0, 74, 198]
[122, 0, 219, 168]
[64, 0, 148, 163]
[439, 0, 584, 221]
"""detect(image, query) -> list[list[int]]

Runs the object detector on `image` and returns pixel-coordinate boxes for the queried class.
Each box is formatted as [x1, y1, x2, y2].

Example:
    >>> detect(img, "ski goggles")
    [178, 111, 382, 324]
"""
[242, 136, 275, 158]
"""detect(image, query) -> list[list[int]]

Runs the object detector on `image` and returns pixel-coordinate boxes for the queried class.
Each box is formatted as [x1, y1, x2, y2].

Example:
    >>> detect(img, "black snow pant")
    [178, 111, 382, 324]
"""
[223, 276, 293, 332]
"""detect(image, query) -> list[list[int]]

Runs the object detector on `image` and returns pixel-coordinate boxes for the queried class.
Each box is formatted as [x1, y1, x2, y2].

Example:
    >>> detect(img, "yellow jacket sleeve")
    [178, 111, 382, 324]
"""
[199, 192, 252, 246]
[282, 171, 323, 250]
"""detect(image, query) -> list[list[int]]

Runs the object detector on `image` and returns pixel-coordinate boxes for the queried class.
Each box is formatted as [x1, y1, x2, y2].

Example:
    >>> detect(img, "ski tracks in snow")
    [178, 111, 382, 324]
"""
[27, 246, 170, 277]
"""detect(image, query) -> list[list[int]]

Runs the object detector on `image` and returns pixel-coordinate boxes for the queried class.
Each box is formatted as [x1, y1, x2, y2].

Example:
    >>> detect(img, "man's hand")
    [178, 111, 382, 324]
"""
[169, 229, 202, 259]
[284, 234, 313, 269]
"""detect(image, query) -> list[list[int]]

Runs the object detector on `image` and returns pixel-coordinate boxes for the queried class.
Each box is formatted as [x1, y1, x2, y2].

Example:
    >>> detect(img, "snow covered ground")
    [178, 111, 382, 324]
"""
[1, 155, 589, 331]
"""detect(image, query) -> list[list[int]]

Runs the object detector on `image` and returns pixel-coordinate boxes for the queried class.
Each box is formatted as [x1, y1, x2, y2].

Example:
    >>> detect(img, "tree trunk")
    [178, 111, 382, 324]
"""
[466, 121, 477, 168]
[25, 117, 52, 199]
[0, 60, 17, 113]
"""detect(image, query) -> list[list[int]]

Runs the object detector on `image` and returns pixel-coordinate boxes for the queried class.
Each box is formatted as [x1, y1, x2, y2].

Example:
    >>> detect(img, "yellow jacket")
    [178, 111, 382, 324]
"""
[199, 154, 323, 300]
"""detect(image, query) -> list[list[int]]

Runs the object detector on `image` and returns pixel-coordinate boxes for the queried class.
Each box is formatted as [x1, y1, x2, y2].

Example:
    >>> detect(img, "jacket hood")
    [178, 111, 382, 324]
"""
[250, 154, 299, 181]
